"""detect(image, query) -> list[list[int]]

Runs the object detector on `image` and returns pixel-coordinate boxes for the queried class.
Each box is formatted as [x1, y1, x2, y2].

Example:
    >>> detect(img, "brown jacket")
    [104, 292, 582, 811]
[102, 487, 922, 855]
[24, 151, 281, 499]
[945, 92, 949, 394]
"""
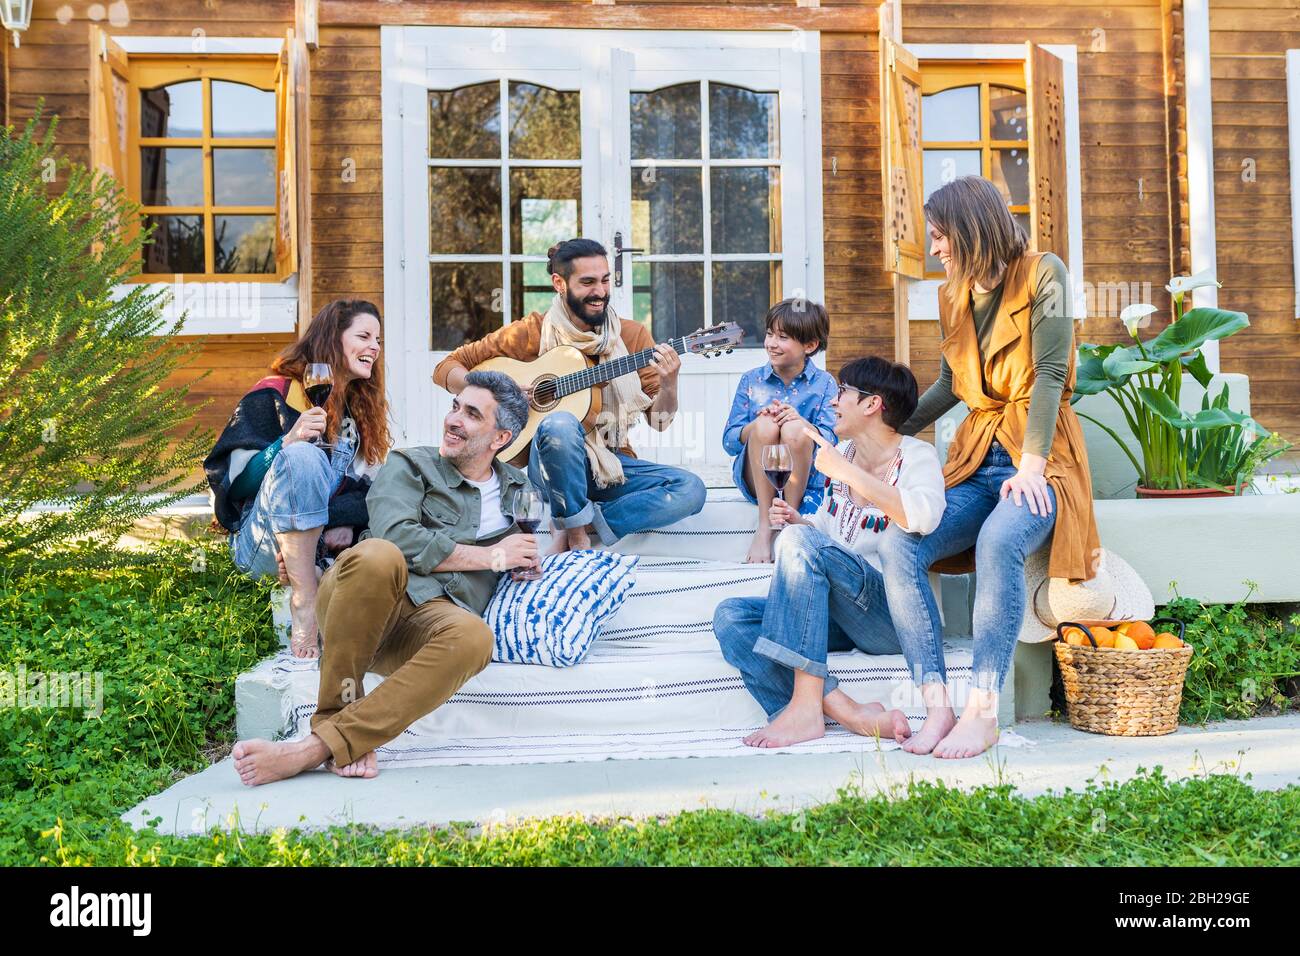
[431, 312, 661, 457]
[938, 252, 1101, 582]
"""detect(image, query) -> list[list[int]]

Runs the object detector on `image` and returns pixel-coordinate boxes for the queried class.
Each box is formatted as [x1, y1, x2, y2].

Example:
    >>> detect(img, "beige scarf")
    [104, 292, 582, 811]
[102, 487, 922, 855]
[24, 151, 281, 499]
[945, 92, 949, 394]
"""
[540, 293, 653, 487]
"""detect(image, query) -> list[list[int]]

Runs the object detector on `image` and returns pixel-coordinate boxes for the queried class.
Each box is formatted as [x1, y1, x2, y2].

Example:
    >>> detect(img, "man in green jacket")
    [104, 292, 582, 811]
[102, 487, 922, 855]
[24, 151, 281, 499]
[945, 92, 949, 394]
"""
[233, 371, 535, 785]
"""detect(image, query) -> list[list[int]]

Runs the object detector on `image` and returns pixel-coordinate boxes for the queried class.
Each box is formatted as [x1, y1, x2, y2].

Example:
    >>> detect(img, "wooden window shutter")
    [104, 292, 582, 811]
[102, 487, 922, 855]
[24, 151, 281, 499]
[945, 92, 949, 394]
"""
[879, 36, 924, 280]
[1026, 43, 1070, 262]
[88, 26, 130, 187]
[275, 30, 300, 280]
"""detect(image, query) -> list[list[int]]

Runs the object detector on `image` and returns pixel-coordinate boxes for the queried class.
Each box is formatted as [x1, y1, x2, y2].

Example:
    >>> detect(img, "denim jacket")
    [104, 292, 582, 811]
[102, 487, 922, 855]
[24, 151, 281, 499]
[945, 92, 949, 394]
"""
[365, 447, 528, 615]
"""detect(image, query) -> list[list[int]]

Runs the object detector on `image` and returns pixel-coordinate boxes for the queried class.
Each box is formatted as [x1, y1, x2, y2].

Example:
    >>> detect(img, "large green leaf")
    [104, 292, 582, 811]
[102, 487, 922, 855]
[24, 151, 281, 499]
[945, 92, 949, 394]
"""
[1074, 342, 1126, 395]
[1144, 307, 1249, 361]
[1181, 350, 1215, 389]
[1137, 386, 1267, 433]
[1102, 346, 1157, 379]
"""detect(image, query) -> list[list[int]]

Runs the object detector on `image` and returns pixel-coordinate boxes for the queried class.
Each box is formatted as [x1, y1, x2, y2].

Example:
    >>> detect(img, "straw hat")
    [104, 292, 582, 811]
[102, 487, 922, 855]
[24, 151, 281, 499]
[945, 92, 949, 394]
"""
[1017, 545, 1154, 643]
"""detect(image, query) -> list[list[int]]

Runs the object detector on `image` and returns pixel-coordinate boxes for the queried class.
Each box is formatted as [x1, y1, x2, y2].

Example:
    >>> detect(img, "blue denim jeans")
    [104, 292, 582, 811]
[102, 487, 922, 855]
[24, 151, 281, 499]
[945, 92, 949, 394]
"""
[527, 411, 707, 545]
[878, 442, 1056, 693]
[230, 436, 354, 579]
[713, 523, 904, 718]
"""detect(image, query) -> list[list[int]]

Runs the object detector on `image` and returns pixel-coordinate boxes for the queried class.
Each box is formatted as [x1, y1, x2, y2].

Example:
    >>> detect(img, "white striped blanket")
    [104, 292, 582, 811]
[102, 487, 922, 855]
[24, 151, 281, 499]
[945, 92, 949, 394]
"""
[258, 559, 977, 766]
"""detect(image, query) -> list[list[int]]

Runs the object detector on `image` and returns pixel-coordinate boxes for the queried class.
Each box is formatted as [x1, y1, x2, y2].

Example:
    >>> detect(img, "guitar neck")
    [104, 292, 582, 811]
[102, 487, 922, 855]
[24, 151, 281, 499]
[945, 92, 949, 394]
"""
[553, 336, 688, 398]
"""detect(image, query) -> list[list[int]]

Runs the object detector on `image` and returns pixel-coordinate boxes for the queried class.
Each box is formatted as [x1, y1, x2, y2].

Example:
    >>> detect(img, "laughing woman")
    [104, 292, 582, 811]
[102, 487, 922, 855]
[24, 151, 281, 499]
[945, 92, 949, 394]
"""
[879, 175, 1100, 759]
[205, 300, 391, 658]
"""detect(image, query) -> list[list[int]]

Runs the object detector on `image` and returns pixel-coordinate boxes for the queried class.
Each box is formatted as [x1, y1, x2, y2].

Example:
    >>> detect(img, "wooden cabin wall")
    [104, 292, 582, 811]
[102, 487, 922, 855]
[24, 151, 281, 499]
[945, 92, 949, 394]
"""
[7, 1, 297, 443]
[899, 0, 1179, 403]
[1208, 1, 1300, 442]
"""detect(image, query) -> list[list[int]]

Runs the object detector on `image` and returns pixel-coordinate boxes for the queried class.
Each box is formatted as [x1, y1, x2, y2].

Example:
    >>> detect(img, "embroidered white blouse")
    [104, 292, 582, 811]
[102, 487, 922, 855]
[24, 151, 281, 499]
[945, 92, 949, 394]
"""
[807, 435, 946, 571]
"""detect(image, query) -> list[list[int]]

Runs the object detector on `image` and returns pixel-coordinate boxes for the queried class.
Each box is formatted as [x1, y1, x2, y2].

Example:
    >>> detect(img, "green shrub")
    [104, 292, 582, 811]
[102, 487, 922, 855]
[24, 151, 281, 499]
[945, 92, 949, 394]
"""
[0, 110, 211, 558]
[1162, 588, 1300, 723]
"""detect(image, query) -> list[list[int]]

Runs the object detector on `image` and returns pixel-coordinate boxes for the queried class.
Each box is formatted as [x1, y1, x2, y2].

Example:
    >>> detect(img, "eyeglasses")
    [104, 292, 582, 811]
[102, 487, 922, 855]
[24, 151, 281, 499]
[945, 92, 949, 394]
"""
[836, 382, 885, 409]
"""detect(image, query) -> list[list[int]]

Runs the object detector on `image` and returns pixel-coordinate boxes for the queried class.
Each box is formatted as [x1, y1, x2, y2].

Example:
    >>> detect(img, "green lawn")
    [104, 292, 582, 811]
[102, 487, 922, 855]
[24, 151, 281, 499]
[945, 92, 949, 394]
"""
[3, 543, 1298, 867]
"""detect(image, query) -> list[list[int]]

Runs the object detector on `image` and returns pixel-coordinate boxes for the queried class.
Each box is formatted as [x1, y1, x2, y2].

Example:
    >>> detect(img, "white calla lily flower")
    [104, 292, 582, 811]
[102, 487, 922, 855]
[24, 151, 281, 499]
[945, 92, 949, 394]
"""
[1120, 303, 1158, 336]
[1165, 269, 1221, 296]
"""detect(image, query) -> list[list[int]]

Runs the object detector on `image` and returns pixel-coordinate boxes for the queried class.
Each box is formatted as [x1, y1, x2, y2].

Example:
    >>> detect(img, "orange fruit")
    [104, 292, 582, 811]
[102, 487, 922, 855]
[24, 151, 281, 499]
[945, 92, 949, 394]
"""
[1114, 633, 1140, 651]
[1124, 621, 1157, 649]
[1089, 626, 1116, 648]
[1153, 633, 1184, 649]
[1061, 625, 1087, 646]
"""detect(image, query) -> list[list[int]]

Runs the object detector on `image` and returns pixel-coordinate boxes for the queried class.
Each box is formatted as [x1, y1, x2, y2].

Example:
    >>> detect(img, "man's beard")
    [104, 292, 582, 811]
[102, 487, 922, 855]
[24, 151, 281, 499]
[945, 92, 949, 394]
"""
[441, 428, 491, 465]
[566, 287, 609, 328]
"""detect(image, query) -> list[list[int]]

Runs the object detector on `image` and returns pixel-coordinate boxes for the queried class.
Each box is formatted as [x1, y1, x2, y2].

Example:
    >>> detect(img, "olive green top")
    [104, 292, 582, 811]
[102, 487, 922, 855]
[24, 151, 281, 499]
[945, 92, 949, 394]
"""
[364, 447, 528, 615]
[903, 252, 1072, 458]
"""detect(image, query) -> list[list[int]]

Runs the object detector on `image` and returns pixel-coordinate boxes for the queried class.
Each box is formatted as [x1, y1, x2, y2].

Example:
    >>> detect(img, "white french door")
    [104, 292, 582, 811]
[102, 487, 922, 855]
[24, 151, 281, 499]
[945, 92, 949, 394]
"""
[381, 27, 823, 467]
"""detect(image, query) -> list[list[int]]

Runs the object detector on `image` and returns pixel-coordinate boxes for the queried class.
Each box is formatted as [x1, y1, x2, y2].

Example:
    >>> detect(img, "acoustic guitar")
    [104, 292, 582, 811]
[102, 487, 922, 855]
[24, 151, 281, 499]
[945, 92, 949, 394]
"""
[476, 322, 744, 462]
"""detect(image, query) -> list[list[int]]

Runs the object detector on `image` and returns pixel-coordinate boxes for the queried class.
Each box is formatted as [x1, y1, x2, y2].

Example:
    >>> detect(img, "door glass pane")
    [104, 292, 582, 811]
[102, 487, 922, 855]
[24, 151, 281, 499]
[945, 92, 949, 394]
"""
[429, 167, 501, 254]
[430, 83, 500, 159]
[632, 261, 704, 344]
[211, 81, 276, 138]
[1013, 212, 1032, 244]
[140, 82, 203, 138]
[631, 83, 701, 159]
[631, 167, 702, 254]
[991, 148, 1030, 207]
[508, 82, 580, 160]
[140, 147, 204, 206]
[509, 167, 580, 256]
[989, 86, 1027, 140]
[141, 214, 204, 273]
[214, 215, 276, 273]
[213, 148, 276, 206]
[430, 262, 502, 350]
[709, 84, 778, 159]
[714, 261, 780, 346]
[921, 85, 979, 142]
[511, 261, 557, 321]
[711, 167, 779, 254]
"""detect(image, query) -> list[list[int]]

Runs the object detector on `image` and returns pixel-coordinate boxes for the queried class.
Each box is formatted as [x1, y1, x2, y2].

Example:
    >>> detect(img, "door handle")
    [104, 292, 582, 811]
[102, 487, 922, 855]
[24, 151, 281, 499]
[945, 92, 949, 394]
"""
[613, 230, 645, 288]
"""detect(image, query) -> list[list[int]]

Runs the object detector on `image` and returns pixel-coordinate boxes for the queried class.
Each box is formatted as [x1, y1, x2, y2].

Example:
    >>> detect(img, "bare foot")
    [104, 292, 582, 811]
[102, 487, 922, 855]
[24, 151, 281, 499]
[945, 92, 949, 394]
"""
[743, 526, 774, 564]
[932, 715, 1000, 759]
[824, 693, 912, 744]
[901, 707, 957, 755]
[567, 525, 592, 551]
[232, 736, 329, 786]
[288, 592, 319, 659]
[546, 527, 569, 556]
[743, 702, 826, 748]
[327, 750, 379, 779]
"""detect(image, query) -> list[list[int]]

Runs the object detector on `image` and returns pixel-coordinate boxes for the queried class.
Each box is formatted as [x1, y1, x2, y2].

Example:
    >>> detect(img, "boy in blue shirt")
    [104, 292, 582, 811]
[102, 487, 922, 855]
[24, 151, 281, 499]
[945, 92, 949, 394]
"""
[722, 298, 838, 563]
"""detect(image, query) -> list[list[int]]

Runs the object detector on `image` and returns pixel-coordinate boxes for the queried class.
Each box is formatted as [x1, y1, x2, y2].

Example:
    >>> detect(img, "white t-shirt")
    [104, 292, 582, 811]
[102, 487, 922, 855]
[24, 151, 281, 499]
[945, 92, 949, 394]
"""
[466, 470, 512, 539]
[808, 435, 946, 571]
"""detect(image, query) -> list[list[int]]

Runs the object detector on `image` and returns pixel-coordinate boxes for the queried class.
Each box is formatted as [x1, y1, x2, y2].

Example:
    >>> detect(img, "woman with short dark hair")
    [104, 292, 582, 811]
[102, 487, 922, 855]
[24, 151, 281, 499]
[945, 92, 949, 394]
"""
[205, 299, 392, 658]
[713, 356, 946, 748]
[880, 175, 1100, 759]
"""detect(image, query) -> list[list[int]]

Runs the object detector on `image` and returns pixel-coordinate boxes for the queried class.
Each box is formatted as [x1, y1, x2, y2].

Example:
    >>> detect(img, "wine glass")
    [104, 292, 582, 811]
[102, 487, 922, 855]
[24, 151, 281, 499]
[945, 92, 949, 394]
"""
[303, 363, 333, 448]
[762, 444, 793, 530]
[510, 485, 547, 581]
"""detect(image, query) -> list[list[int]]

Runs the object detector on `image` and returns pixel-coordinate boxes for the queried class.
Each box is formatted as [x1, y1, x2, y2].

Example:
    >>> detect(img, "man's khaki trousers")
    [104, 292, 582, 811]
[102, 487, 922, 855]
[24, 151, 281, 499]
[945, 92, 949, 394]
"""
[309, 537, 493, 766]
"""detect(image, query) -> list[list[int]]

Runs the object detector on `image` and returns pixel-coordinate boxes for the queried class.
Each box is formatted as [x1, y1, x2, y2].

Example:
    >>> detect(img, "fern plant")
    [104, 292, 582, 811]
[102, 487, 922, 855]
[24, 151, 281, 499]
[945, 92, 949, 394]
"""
[0, 110, 211, 558]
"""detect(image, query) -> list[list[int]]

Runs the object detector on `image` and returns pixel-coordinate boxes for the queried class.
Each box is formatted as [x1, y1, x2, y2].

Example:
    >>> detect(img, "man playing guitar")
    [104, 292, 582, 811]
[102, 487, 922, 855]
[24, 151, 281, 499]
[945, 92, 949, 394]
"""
[433, 238, 707, 553]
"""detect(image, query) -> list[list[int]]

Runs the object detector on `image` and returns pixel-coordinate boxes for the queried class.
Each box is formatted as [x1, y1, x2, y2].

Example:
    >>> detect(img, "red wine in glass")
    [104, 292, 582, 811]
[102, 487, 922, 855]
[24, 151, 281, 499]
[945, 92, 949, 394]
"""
[762, 444, 793, 529]
[303, 363, 333, 448]
[510, 486, 547, 581]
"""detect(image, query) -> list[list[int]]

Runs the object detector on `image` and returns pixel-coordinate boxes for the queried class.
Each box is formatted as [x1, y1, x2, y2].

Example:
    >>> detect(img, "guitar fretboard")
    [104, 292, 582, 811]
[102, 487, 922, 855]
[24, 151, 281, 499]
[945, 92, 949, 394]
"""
[550, 336, 689, 398]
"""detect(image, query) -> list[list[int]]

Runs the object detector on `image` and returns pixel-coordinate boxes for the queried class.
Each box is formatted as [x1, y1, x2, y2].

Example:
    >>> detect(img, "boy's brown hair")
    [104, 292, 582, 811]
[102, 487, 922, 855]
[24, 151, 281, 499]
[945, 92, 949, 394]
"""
[765, 298, 829, 355]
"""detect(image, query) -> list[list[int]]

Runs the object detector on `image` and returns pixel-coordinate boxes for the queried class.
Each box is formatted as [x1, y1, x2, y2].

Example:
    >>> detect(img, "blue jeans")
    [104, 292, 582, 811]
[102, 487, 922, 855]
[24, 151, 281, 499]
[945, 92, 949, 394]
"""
[877, 442, 1056, 693]
[230, 436, 354, 578]
[713, 523, 904, 718]
[527, 411, 707, 545]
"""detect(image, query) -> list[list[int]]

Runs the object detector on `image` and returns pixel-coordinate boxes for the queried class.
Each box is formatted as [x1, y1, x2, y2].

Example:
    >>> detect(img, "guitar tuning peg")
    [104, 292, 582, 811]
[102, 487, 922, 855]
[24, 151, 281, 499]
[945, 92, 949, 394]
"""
[725, 348, 733, 355]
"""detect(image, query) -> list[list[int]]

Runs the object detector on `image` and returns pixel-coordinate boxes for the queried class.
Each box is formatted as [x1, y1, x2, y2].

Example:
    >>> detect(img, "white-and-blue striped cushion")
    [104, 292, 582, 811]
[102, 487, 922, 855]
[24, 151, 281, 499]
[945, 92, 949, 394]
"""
[485, 549, 639, 667]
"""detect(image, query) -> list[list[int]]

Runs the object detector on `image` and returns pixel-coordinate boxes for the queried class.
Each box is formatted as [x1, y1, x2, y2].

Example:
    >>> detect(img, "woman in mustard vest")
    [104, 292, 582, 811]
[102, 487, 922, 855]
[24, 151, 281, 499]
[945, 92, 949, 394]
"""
[880, 175, 1100, 759]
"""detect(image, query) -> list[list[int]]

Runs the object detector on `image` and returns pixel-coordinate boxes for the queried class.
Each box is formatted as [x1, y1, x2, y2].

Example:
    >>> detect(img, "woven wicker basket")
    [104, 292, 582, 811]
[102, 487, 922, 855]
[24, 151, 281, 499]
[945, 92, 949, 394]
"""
[1053, 617, 1192, 736]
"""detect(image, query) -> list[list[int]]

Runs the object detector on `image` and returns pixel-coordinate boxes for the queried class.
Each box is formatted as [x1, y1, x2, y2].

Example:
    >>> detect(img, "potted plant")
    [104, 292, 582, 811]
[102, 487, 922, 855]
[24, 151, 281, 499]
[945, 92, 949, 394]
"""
[1073, 270, 1292, 497]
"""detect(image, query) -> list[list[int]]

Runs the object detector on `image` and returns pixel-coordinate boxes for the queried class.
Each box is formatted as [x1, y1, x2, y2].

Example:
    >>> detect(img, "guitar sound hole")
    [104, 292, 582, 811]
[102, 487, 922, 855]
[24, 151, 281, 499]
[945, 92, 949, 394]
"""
[530, 375, 560, 411]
